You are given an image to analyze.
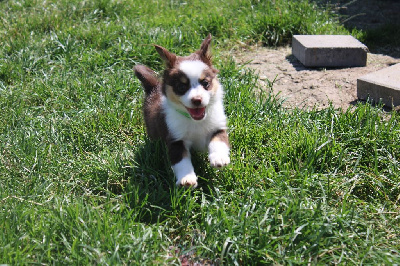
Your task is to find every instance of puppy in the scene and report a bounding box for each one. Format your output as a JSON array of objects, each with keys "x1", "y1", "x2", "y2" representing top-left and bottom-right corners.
[{"x1": 134, "y1": 34, "x2": 230, "y2": 188}]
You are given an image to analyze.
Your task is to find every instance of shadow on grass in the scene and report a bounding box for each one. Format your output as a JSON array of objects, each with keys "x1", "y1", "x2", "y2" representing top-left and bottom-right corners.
[
  {"x1": 361, "y1": 24, "x2": 400, "y2": 58},
  {"x1": 313, "y1": 0, "x2": 400, "y2": 58},
  {"x1": 123, "y1": 139, "x2": 216, "y2": 224}
]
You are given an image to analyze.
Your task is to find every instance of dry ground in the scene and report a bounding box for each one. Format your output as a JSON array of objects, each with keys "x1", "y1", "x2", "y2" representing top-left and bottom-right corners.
[{"x1": 233, "y1": 46, "x2": 400, "y2": 110}]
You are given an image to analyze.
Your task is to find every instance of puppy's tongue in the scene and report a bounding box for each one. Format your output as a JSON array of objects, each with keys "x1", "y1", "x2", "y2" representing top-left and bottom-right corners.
[{"x1": 186, "y1": 107, "x2": 206, "y2": 120}]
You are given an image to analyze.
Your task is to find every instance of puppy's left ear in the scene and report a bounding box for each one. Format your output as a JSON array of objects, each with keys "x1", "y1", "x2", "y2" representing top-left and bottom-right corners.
[
  {"x1": 198, "y1": 34, "x2": 212, "y2": 65},
  {"x1": 154, "y1": 45, "x2": 177, "y2": 69}
]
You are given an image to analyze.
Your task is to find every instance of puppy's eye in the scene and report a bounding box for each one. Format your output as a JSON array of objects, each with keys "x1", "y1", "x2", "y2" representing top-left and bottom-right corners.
[
  {"x1": 175, "y1": 82, "x2": 188, "y2": 94},
  {"x1": 200, "y1": 79, "x2": 210, "y2": 89}
]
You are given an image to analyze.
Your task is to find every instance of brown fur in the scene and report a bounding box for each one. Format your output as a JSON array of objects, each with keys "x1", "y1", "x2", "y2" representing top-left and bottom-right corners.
[
  {"x1": 211, "y1": 129, "x2": 230, "y2": 146},
  {"x1": 134, "y1": 66, "x2": 168, "y2": 140},
  {"x1": 167, "y1": 140, "x2": 188, "y2": 165}
]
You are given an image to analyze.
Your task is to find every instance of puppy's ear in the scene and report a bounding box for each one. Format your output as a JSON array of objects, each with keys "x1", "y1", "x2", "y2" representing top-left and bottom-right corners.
[
  {"x1": 198, "y1": 34, "x2": 212, "y2": 65},
  {"x1": 154, "y1": 45, "x2": 176, "y2": 68}
]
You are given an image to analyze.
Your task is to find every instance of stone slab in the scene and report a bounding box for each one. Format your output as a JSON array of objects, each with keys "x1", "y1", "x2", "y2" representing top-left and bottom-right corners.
[
  {"x1": 357, "y1": 63, "x2": 400, "y2": 107},
  {"x1": 292, "y1": 35, "x2": 368, "y2": 67}
]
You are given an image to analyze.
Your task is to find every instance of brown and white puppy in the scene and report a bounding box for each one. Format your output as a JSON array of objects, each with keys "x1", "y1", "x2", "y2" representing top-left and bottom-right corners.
[{"x1": 134, "y1": 34, "x2": 229, "y2": 188}]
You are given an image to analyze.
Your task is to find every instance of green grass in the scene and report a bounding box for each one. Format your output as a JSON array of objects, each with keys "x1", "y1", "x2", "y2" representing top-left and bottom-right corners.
[
  {"x1": 361, "y1": 23, "x2": 400, "y2": 56},
  {"x1": 1, "y1": 0, "x2": 399, "y2": 264}
]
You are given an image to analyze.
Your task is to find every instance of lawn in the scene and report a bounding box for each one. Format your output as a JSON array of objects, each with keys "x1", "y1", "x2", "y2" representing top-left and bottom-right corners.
[{"x1": 0, "y1": 0, "x2": 399, "y2": 264}]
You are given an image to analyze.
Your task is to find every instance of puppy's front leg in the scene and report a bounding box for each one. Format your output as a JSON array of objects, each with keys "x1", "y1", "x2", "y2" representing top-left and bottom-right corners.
[
  {"x1": 209, "y1": 129, "x2": 230, "y2": 168},
  {"x1": 168, "y1": 140, "x2": 197, "y2": 188}
]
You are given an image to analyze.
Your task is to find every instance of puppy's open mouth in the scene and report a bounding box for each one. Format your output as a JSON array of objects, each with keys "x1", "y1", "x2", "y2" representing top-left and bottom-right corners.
[{"x1": 186, "y1": 107, "x2": 206, "y2": 120}]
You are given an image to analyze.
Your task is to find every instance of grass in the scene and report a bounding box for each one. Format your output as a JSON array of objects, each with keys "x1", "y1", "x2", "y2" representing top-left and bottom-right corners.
[
  {"x1": 1, "y1": 0, "x2": 399, "y2": 264},
  {"x1": 362, "y1": 23, "x2": 400, "y2": 56}
]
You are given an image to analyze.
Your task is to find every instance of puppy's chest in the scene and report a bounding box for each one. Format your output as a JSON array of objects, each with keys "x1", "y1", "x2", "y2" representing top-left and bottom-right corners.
[
  {"x1": 169, "y1": 119, "x2": 213, "y2": 150},
  {"x1": 184, "y1": 124, "x2": 211, "y2": 150}
]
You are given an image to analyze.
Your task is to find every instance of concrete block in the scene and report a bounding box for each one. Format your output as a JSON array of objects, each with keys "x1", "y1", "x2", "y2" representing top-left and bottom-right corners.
[
  {"x1": 292, "y1": 35, "x2": 368, "y2": 67},
  {"x1": 357, "y1": 63, "x2": 400, "y2": 107}
]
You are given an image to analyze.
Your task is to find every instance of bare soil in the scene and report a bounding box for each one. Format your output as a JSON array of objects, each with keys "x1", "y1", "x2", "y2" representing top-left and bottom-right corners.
[
  {"x1": 233, "y1": 46, "x2": 400, "y2": 110},
  {"x1": 233, "y1": 0, "x2": 400, "y2": 110}
]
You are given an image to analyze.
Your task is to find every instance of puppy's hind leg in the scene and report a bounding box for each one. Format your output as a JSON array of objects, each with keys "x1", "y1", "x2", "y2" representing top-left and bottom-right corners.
[
  {"x1": 209, "y1": 129, "x2": 230, "y2": 168},
  {"x1": 168, "y1": 140, "x2": 198, "y2": 188}
]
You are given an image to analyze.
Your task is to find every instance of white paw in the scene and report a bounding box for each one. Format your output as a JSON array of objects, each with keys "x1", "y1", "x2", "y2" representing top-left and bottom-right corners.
[
  {"x1": 176, "y1": 173, "x2": 198, "y2": 188},
  {"x1": 209, "y1": 152, "x2": 230, "y2": 168}
]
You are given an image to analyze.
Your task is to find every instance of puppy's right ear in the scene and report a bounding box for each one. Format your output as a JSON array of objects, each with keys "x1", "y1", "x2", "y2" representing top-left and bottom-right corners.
[{"x1": 154, "y1": 45, "x2": 176, "y2": 68}]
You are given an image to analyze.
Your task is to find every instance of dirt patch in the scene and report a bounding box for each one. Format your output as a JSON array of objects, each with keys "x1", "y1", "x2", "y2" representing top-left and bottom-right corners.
[{"x1": 233, "y1": 46, "x2": 400, "y2": 110}]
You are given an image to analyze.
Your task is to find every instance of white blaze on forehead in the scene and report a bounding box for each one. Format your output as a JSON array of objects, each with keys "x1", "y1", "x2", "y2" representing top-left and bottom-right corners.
[{"x1": 178, "y1": 60, "x2": 208, "y2": 82}]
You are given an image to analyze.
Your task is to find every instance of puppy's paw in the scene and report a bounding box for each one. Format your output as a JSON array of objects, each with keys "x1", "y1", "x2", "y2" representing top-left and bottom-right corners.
[
  {"x1": 209, "y1": 152, "x2": 230, "y2": 168},
  {"x1": 176, "y1": 173, "x2": 198, "y2": 188}
]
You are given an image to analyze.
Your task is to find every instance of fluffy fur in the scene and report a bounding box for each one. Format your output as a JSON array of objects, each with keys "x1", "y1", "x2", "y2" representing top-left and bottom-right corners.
[{"x1": 134, "y1": 34, "x2": 230, "y2": 188}]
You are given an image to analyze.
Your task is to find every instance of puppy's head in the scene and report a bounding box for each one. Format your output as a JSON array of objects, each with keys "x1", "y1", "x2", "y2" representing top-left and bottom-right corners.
[{"x1": 155, "y1": 34, "x2": 221, "y2": 121}]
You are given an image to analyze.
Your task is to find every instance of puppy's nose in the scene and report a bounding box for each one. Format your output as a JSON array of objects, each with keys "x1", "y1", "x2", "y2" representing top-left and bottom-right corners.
[{"x1": 191, "y1": 97, "x2": 202, "y2": 106}]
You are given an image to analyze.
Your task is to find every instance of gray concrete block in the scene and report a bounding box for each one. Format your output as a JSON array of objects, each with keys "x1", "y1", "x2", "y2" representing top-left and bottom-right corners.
[
  {"x1": 357, "y1": 63, "x2": 400, "y2": 107},
  {"x1": 292, "y1": 35, "x2": 368, "y2": 67}
]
